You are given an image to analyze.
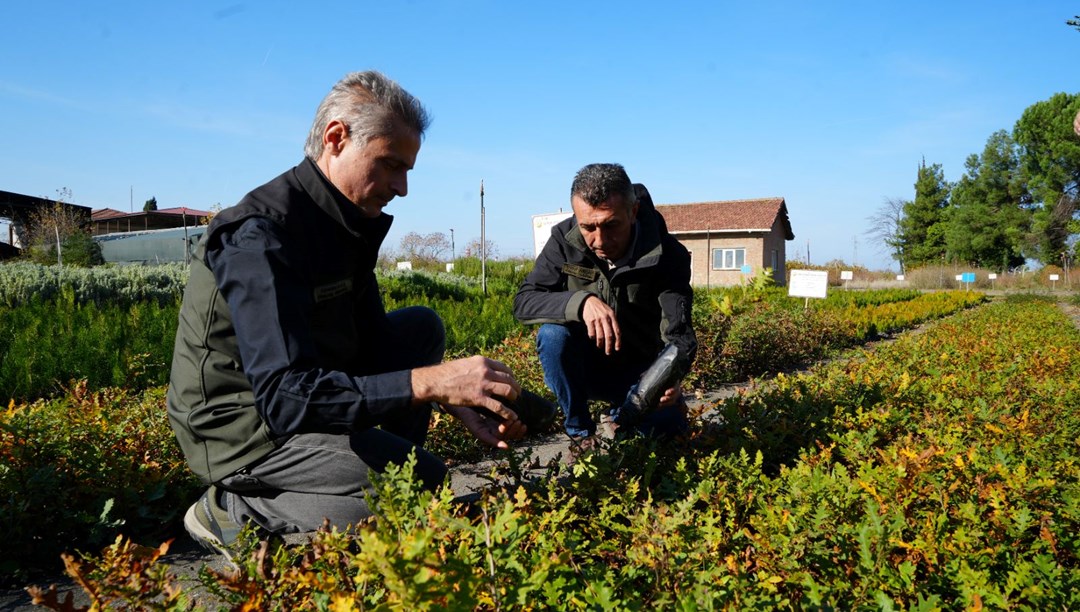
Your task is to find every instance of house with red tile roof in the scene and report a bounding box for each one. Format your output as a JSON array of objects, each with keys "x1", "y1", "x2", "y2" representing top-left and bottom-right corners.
[{"x1": 655, "y1": 197, "x2": 794, "y2": 287}]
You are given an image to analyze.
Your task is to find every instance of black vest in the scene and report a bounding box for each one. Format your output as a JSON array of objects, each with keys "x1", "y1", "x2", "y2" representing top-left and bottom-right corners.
[{"x1": 166, "y1": 159, "x2": 391, "y2": 482}]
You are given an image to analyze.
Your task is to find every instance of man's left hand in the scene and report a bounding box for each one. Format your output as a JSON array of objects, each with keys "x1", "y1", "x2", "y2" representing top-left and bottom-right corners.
[{"x1": 658, "y1": 385, "x2": 683, "y2": 408}]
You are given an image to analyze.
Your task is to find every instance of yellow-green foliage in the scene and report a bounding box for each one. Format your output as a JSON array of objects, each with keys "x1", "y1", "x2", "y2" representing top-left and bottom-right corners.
[
  {"x1": 36, "y1": 297, "x2": 1080, "y2": 609},
  {"x1": 1, "y1": 384, "x2": 200, "y2": 586}
]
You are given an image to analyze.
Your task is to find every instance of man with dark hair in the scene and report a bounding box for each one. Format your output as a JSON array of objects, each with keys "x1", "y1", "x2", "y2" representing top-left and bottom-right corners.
[
  {"x1": 168, "y1": 71, "x2": 528, "y2": 563},
  {"x1": 513, "y1": 163, "x2": 697, "y2": 452}
]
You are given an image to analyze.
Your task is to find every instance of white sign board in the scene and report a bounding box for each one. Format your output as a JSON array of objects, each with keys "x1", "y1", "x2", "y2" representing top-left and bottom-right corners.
[
  {"x1": 1050, "y1": 274, "x2": 1060, "y2": 281},
  {"x1": 396, "y1": 261, "x2": 412, "y2": 271},
  {"x1": 445, "y1": 263, "x2": 455, "y2": 272},
  {"x1": 840, "y1": 270, "x2": 854, "y2": 280},
  {"x1": 532, "y1": 211, "x2": 574, "y2": 258},
  {"x1": 896, "y1": 274, "x2": 905, "y2": 281},
  {"x1": 788, "y1": 269, "x2": 829, "y2": 299},
  {"x1": 988, "y1": 273, "x2": 997, "y2": 280},
  {"x1": 955, "y1": 275, "x2": 963, "y2": 281}
]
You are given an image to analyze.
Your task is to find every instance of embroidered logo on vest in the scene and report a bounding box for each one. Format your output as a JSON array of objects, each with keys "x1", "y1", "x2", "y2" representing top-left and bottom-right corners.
[
  {"x1": 314, "y1": 279, "x2": 353, "y2": 302},
  {"x1": 561, "y1": 263, "x2": 599, "y2": 282}
]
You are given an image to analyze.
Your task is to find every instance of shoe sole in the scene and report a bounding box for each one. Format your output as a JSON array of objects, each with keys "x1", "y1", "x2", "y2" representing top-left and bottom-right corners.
[{"x1": 183, "y1": 502, "x2": 237, "y2": 568}]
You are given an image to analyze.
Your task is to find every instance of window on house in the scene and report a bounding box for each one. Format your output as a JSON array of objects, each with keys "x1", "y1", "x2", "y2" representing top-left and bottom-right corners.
[{"x1": 711, "y1": 247, "x2": 745, "y2": 270}]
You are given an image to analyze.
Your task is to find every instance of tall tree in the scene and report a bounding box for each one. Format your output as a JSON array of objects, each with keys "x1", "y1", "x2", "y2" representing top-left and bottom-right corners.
[
  {"x1": 945, "y1": 130, "x2": 1031, "y2": 270},
  {"x1": 899, "y1": 160, "x2": 950, "y2": 266},
  {"x1": 20, "y1": 187, "x2": 101, "y2": 266},
  {"x1": 464, "y1": 238, "x2": 499, "y2": 260},
  {"x1": 397, "y1": 231, "x2": 450, "y2": 264},
  {"x1": 143, "y1": 196, "x2": 158, "y2": 212},
  {"x1": 865, "y1": 196, "x2": 908, "y2": 272},
  {"x1": 1013, "y1": 92, "x2": 1080, "y2": 264}
]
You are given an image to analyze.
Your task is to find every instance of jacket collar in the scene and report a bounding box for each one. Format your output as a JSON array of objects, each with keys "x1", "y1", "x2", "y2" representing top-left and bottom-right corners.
[{"x1": 297, "y1": 157, "x2": 394, "y2": 249}]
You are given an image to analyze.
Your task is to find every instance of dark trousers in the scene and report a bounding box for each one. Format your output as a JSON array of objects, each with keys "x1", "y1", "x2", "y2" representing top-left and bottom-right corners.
[
  {"x1": 536, "y1": 323, "x2": 687, "y2": 438},
  {"x1": 221, "y1": 306, "x2": 448, "y2": 534}
]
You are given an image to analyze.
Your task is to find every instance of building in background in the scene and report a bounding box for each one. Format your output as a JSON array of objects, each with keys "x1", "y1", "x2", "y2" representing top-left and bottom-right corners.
[
  {"x1": 656, "y1": 197, "x2": 794, "y2": 287},
  {"x1": 0, "y1": 189, "x2": 93, "y2": 257},
  {"x1": 91, "y1": 206, "x2": 210, "y2": 235}
]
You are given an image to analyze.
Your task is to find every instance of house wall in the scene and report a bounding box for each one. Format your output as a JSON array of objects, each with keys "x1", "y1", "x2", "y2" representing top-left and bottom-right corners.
[{"x1": 672, "y1": 221, "x2": 788, "y2": 287}]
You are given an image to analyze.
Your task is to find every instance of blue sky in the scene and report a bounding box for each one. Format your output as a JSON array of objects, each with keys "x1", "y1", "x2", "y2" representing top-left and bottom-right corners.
[{"x1": 2, "y1": 1, "x2": 1077, "y2": 271}]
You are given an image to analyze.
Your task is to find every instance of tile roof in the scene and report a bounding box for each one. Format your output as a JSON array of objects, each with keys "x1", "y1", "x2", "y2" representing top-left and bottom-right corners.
[
  {"x1": 157, "y1": 206, "x2": 211, "y2": 216},
  {"x1": 91, "y1": 206, "x2": 211, "y2": 220},
  {"x1": 91, "y1": 208, "x2": 128, "y2": 221},
  {"x1": 655, "y1": 197, "x2": 793, "y2": 240}
]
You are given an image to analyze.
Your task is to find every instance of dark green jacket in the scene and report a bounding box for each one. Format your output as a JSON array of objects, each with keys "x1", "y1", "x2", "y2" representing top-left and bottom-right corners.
[{"x1": 512, "y1": 202, "x2": 697, "y2": 367}]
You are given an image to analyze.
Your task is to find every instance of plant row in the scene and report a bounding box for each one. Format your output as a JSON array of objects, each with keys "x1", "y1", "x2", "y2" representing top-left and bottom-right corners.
[
  {"x1": 0, "y1": 262, "x2": 981, "y2": 402},
  {"x1": 31, "y1": 295, "x2": 1080, "y2": 609}
]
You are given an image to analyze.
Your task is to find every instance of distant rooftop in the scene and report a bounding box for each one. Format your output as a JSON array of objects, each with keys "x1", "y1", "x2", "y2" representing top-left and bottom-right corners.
[{"x1": 656, "y1": 197, "x2": 794, "y2": 240}]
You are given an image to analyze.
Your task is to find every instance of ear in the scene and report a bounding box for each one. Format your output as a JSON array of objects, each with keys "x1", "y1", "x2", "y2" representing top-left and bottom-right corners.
[
  {"x1": 323, "y1": 120, "x2": 349, "y2": 155},
  {"x1": 629, "y1": 202, "x2": 639, "y2": 222}
]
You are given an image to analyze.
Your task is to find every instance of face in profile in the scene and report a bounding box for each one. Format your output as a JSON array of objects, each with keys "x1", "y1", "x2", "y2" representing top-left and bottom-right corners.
[
  {"x1": 571, "y1": 194, "x2": 638, "y2": 262},
  {"x1": 321, "y1": 120, "x2": 420, "y2": 218}
]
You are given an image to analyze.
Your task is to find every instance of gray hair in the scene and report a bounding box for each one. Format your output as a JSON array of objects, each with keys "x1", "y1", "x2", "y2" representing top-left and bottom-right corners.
[
  {"x1": 303, "y1": 70, "x2": 431, "y2": 159},
  {"x1": 570, "y1": 163, "x2": 637, "y2": 209}
]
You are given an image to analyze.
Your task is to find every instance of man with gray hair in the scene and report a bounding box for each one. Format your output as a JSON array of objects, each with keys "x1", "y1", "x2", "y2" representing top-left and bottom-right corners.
[
  {"x1": 168, "y1": 71, "x2": 528, "y2": 563},
  {"x1": 513, "y1": 163, "x2": 697, "y2": 455}
]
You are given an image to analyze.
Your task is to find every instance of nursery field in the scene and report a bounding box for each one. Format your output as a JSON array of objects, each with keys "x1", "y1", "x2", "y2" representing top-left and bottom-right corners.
[{"x1": 5, "y1": 263, "x2": 1076, "y2": 608}]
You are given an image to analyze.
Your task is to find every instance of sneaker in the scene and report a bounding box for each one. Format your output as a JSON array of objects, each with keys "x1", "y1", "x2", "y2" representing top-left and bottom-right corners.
[
  {"x1": 598, "y1": 413, "x2": 620, "y2": 440},
  {"x1": 184, "y1": 485, "x2": 242, "y2": 566},
  {"x1": 566, "y1": 434, "x2": 603, "y2": 464}
]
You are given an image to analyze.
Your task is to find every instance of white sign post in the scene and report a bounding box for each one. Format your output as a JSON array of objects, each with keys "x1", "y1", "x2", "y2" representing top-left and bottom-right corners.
[
  {"x1": 531, "y1": 212, "x2": 574, "y2": 258},
  {"x1": 788, "y1": 269, "x2": 829, "y2": 310},
  {"x1": 1050, "y1": 273, "x2": 1060, "y2": 291},
  {"x1": 840, "y1": 269, "x2": 853, "y2": 289}
]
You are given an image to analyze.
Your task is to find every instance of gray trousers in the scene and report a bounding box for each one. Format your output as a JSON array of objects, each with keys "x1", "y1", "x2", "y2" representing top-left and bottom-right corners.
[{"x1": 220, "y1": 306, "x2": 449, "y2": 535}]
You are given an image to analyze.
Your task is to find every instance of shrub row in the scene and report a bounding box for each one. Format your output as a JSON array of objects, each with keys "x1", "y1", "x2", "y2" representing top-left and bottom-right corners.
[
  {"x1": 0, "y1": 262, "x2": 188, "y2": 308},
  {"x1": 32, "y1": 296, "x2": 1079, "y2": 608}
]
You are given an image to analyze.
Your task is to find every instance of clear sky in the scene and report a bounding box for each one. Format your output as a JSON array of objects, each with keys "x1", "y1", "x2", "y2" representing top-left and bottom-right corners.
[{"x1": 2, "y1": 1, "x2": 1077, "y2": 271}]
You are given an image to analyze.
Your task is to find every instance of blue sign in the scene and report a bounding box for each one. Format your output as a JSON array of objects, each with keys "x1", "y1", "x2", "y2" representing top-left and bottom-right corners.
[
  {"x1": 740, "y1": 265, "x2": 752, "y2": 274},
  {"x1": 961, "y1": 272, "x2": 976, "y2": 283}
]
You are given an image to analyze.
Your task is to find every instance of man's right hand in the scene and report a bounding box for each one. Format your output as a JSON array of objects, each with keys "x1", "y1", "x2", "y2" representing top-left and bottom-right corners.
[
  {"x1": 442, "y1": 403, "x2": 525, "y2": 449},
  {"x1": 411, "y1": 355, "x2": 522, "y2": 422},
  {"x1": 581, "y1": 295, "x2": 621, "y2": 355}
]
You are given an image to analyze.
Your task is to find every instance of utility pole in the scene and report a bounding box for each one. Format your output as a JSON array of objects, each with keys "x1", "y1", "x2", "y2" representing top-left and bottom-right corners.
[
  {"x1": 450, "y1": 228, "x2": 455, "y2": 264},
  {"x1": 480, "y1": 180, "x2": 487, "y2": 295}
]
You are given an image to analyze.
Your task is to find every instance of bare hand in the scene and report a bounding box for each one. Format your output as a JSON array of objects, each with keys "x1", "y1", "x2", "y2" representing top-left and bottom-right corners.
[
  {"x1": 581, "y1": 295, "x2": 621, "y2": 354},
  {"x1": 412, "y1": 356, "x2": 522, "y2": 421},
  {"x1": 658, "y1": 385, "x2": 682, "y2": 408},
  {"x1": 443, "y1": 404, "x2": 526, "y2": 449}
]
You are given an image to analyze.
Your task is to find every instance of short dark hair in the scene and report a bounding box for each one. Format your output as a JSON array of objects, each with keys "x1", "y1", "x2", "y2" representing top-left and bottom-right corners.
[
  {"x1": 304, "y1": 70, "x2": 431, "y2": 159},
  {"x1": 570, "y1": 163, "x2": 637, "y2": 209}
]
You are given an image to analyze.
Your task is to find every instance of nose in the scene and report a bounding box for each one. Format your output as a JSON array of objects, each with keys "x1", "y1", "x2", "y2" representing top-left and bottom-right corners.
[
  {"x1": 590, "y1": 230, "x2": 609, "y2": 252},
  {"x1": 390, "y1": 171, "x2": 408, "y2": 198}
]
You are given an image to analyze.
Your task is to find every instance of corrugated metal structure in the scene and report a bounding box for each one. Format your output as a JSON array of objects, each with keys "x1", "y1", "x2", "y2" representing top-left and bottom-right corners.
[{"x1": 93, "y1": 226, "x2": 206, "y2": 265}]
